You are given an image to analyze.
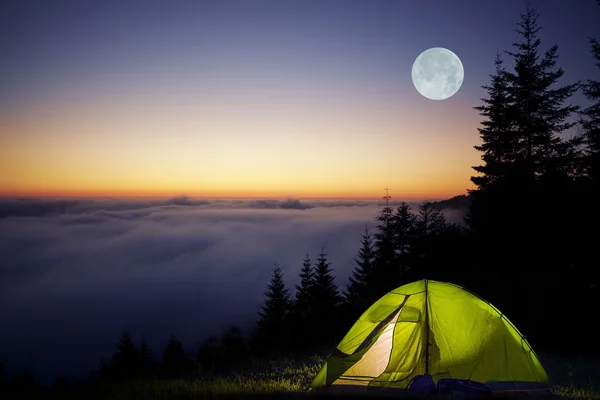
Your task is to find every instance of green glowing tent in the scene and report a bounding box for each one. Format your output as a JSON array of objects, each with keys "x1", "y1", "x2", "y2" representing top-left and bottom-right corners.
[{"x1": 310, "y1": 279, "x2": 549, "y2": 394}]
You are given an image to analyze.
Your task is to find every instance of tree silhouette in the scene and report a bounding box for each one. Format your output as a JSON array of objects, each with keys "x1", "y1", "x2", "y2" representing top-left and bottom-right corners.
[
  {"x1": 344, "y1": 226, "x2": 375, "y2": 316},
  {"x1": 372, "y1": 191, "x2": 399, "y2": 294},
  {"x1": 407, "y1": 202, "x2": 448, "y2": 279},
  {"x1": 220, "y1": 325, "x2": 249, "y2": 364},
  {"x1": 391, "y1": 202, "x2": 416, "y2": 278},
  {"x1": 139, "y1": 336, "x2": 155, "y2": 379},
  {"x1": 503, "y1": 5, "x2": 580, "y2": 180},
  {"x1": 52, "y1": 376, "x2": 70, "y2": 392},
  {"x1": 290, "y1": 253, "x2": 316, "y2": 348},
  {"x1": 196, "y1": 335, "x2": 223, "y2": 373},
  {"x1": 256, "y1": 263, "x2": 291, "y2": 353},
  {"x1": 465, "y1": 51, "x2": 527, "y2": 302},
  {"x1": 415, "y1": 202, "x2": 445, "y2": 237},
  {"x1": 465, "y1": 4, "x2": 582, "y2": 351},
  {"x1": 569, "y1": 0, "x2": 600, "y2": 351},
  {"x1": 294, "y1": 253, "x2": 314, "y2": 320},
  {"x1": 471, "y1": 53, "x2": 518, "y2": 190},
  {"x1": 161, "y1": 335, "x2": 197, "y2": 379},
  {"x1": 110, "y1": 331, "x2": 140, "y2": 380},
  {"x1": 581, "y1": 30, "x2": 600, "y2": 182},
  {"x1": 503, "y1": 5, "x2": 580, "y2": 333},
  {"x1": 6, "y1": 368, "x2": 38, "y2": 392},
  {"x1": 312, "y1": 247, "x2": 342, "y2": 343}
]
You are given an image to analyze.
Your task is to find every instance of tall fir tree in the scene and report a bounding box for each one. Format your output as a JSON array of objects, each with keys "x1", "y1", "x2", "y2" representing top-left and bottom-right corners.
[
  {"x1": 161, "y1": 335, "x2": 196, "y2": 379},
  {"x1": 504, "y1": 4, "x2": 579, "y2": 294},
  {"x1": 220, "y1": 325, "x2": 249, "y2": 364},
  {"x1": 569, "y1": 0, "x2": 600, "y2": 352},
  {"x1": 294, "y1": 253, "x2": 314, "y2": 320},
  {"x1": 290, "y1": 253, "x2": 315, "y2": 348},
  {"x1": 503, "y1": 5, "x2": 579, "y2": 180},
  {"x1": 410, "y1": 202, "x2": 448, "y2": 279},
  {"x1": 391, "y1": 202, "x2": 416, "y2": 276},
  {"x1": 471, "y1": 53, "x2": 519, "y2": 190},
  {"x1": 372, "y1": 189, "x2": 399, "y2": 295},
  {"x1": 256, "y1": 263, "x2": 290, "y2": 352},
  {"x1": 465, "y1": 47, "x2": 528, "y2": 296},
  {"x1": 581, "y1": 30, "x2": 600, "y2": 182},
  {"x1": 344, "y1": 226, "x2": 375, "y2": 315},
  {"x1": 312, "y1": 247, "x2": 342, "y2": 343},
  {"x1": 110, "y1": 331, "x2": 140, "y2": 380},
  {"x1": 415, "y1": 202, "x2": 446, "y2": 237},
  {"x1": 196, "y1": 335, "x2": 223, "y2": 373},
  {"x1": 139, "y1": 336, "x2": 155, "y2": 379},
  {"x1": 465, "y1": 4, "x2": 580, "y2": 351}
]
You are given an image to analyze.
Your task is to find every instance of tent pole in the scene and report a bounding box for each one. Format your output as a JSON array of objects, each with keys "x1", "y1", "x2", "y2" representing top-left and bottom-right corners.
[{"x1": 424, "y1": 278, "x2": 430, "y2": 375}]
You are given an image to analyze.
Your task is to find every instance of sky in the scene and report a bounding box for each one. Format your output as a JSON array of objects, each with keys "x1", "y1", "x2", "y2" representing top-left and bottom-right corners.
[
  {"x1": 0, "y1": 196, "x2": 466, "y2": 383},
  {"x1": 1, "y1": 0, "x2": 598, "y2": 199}
]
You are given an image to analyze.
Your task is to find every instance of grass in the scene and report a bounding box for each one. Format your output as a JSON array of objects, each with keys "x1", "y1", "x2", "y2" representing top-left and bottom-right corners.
[
  {"x1": 3, "y1": 354, "x2": 598, "y2": 399},
  {"x1": 553, "y1": 384, "x2": 599, "y2": 400},
  {"x1": 542, "y1": 353, "x2": 599, "y2": 400}
]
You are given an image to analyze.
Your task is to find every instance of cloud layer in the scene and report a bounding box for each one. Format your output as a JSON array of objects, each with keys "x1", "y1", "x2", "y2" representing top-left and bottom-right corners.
[{"x1": 0, "y1": 196, "x2": 465, "y2": 383}]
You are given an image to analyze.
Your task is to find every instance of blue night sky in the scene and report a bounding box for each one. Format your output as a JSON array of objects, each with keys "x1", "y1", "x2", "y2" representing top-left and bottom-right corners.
[{"x1": 2, "y1": 0, "x2": 598, "y2": 106}]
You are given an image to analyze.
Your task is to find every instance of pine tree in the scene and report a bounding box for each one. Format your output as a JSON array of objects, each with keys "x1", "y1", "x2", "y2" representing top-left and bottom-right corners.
[
  {"x1": 111, "y1": 331, "x2": 140, "y2": 380},
  {"x1": 344, "y1": 226, "x2": 375, "y2": 314},
  {"x1": 415, "y1": 202, "x2": 446, "y2": 237},
  {"x1": 52, "y1": 376, "x2": 70, "y2": 392},
  {"x1": 139, "y1": 336, "x2": 155, "y2": 379},
  {"x1": 464, "y1": 5, "x2": 580, "y2": 347},
  {"x1": 196, "y1": 335, "x2": 223, "y2": 373},
  {"x1": 294, "y1": 253, "x2": 314, "y2": 320},
  {"x1": 465, "y1": 55, "x2": 516, "y2": 240},
  {"x1": 98, "y1": 357, "x2": 111, "y2": 381},
  {"x1": 220, "y1": 325, "x2": 249, "y2": 364},
  {"x1": 471, "y1": 53, "x2": 519, "y2": 190},
  {"x1": 161, "y1": 335, "x2": 196, "y2": 379},
  {"x1": 372, "y1": 190, "x2": 398, "y2": 294},
  {"x1": 503, "y1": 5, "x2": 579, "y2": 287},
  {"x1": 312, "y1": 247, "x2": 342, "y2": 342},
  {"x1": 405, "y1": 202, "x2": 448, "y2": 281},
  {"x1": 569, "y1": 0, "x2": 600, "y2": 350},
  {"x1": 581, "y1": 33, "x2": 600, "y2": 181},
  {"x1": 391, "y1": 202, "x2": 416, "y2": 278},
  {"x1": 256, "y1": 263, "x2": 290, "y2": 351},
  {"x1": 503, "y1": 5, "x2": 579, "y2": 180},
  {"x1": 410, "y1": 201, "x2": 448, "y2": 279}
]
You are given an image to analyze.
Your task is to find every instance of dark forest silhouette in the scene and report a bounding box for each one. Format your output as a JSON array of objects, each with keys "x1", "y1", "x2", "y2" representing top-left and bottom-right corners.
[{"x1": 2, "y1": 2, "x2": 599, "y2": 396}]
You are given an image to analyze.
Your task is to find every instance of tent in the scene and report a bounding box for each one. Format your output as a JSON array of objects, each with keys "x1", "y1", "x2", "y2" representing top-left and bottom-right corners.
[{"x1": 310, "y1": 279, "x2": 549, "y2": 395}]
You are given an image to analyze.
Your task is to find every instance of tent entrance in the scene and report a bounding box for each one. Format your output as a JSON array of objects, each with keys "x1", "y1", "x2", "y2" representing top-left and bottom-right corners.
[{"x1": 332, "y1": 308, "x2": 403, "y2": 386}]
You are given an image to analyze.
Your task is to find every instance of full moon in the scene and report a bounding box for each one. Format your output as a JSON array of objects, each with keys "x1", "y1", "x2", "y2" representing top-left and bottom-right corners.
[{"x1": 411, "y1": 47, "x2": 464, "y2": 100}]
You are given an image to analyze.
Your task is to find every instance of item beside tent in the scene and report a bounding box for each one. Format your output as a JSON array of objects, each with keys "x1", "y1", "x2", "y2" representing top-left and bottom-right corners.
[{"x1": 406, "y1": 374, "x2": 436, "y2": 395}]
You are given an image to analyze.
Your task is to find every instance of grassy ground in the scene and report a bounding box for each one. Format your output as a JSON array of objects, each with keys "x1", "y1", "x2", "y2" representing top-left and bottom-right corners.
[
  {"x1": 3, "y1": 354, "x2": 597, "y2": 399},
  {"x1": 540, "y1": 353, "x2": 599, "y2": 400}
]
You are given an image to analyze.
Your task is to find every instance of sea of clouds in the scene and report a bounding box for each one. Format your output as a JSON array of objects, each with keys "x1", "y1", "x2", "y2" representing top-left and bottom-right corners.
[{"x1": 0, "y1": 196, "x2": 465, "y2": 383}]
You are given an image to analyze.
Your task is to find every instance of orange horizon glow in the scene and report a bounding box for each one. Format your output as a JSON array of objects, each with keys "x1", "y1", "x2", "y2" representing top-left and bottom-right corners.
[
  {"x1": 0, "y1": 91, "x2": 481, "y2": 202},
  {"x1": 0, "y1": 189, "x2": 469, "y2": 201}
]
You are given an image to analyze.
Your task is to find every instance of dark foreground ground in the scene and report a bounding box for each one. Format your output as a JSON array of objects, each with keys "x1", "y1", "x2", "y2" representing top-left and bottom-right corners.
[{"x1": 2, "y1": 353, "x2": 597, "y2": 400}]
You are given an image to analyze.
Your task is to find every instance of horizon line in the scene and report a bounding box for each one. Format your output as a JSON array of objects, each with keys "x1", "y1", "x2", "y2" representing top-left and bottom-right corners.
[{"x1": 0, "y1": 192, "x2": 468, "y2": 201}]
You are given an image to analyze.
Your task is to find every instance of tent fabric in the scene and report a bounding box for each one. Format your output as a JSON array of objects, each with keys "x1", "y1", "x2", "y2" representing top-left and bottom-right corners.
[{"x1": 310, "y1": 280, "x2": 549, "y2": 392}]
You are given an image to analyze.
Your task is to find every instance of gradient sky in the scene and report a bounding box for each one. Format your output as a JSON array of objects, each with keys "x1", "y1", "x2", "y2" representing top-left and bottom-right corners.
[{"x1": 1, "y1": 0, "x2": 599, "y2": 199}]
